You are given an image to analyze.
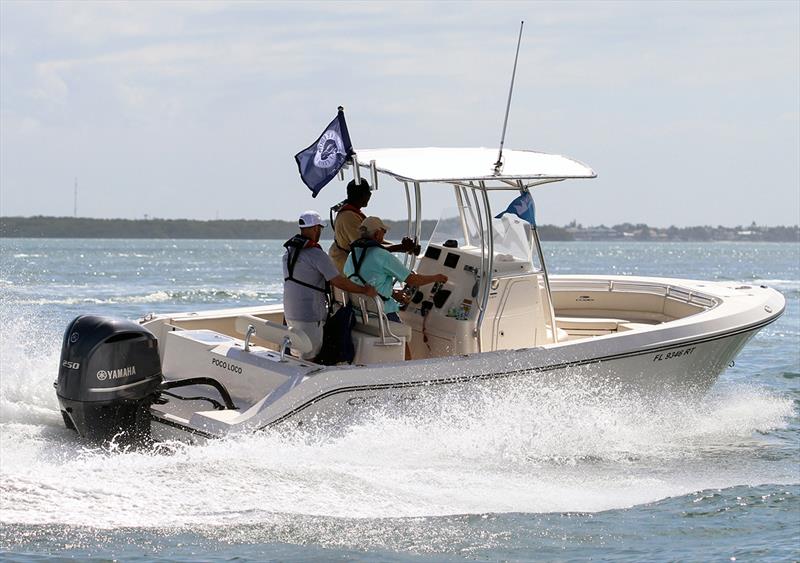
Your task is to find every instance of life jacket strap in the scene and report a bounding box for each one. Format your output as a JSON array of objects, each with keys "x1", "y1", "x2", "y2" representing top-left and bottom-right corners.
[
  {"x1": 348, "y1": 239, "x2": 390, "y2": 301},
  {"x1": 283, "y1": 235, "x2": 329, "y2": 295}
]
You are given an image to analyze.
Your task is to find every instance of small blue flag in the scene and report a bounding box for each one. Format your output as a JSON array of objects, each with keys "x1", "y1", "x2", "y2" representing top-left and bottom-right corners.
[
  {"x1": 496, "y1": 192, "x2": 536, "y2": 226},
  {"x1": 294, "y1": 108, "x2": 353, "y2": 198}
]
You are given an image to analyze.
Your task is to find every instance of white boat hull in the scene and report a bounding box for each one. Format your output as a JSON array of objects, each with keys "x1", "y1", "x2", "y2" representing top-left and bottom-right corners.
[{"x1": 143, "y1": 275, "x2": 783, "y2": 442}]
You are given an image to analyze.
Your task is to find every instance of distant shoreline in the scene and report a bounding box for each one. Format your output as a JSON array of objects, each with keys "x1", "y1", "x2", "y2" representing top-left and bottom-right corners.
[{"x1": 1, "y1": 216, "x2": 798, "y2": 242}]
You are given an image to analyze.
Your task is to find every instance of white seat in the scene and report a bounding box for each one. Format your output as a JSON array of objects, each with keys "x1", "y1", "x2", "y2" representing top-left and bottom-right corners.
[
  {"x1": 335, "y1": 293, "x2": 408, "y2": 364},
  {"x1": 555, "y1": 316, "x2": 625, "y2": 331},
  {"x1": 339, "y1": 293, "x2": 411, "y2": 342},
  {"x1": 354, "y1": 315, "x2": 412, "y2": 340}
]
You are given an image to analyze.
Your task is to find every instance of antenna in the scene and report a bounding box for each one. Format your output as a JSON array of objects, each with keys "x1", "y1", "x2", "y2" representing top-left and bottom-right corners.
[
  {"x1": 73, "y1": 177, "x2": 77, "y2": 217},
  {"x1": 494, "y1": 20, "x2": 524, "y2": 175}
]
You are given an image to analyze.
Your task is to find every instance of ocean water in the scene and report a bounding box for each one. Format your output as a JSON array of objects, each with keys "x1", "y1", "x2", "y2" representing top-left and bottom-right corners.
[{"x1": 0, "y1": 239, "x2": 798, "y2": 562}]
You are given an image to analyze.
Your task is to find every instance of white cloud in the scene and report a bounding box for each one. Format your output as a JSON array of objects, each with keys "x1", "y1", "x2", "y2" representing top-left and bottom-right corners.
[{"x1": 31, "y1": 61, "x2": 70, "y2": 104}]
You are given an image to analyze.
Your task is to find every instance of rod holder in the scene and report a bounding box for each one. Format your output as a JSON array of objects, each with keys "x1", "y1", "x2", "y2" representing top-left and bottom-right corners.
[
  {"x1": 244, "y1": 324, "x2": 256, "y2": 352},
  {"x1": 370, "y1": 160, "x2": 378, "y2": 191},
  {"x1": 352, "y1": 155, "x2": 361, "y2": 183},
  {"x1": 280, "y1": 336, "x2": 291, "y2": 362}
]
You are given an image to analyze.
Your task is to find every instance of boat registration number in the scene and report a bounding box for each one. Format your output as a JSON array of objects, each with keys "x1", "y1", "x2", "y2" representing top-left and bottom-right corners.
[{"x1": 652, "y1": 346, "x2": 695, "y2": 362}]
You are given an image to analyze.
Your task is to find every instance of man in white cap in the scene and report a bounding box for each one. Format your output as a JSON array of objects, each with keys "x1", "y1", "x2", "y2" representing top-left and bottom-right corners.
[
  {"x1": 344, "y1": 216, "x2": 447, "y2": 324},
  {"x1": 283, "y1": 210, "x2": 377, "y2": 360}
]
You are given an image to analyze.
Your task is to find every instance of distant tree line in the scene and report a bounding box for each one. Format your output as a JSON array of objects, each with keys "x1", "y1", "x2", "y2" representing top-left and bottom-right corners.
[
  {"x1": 0, "y1": 216, "x2": 571, "y2": 241},
  {"x1": 569, "y1": 221, "x2": 800, "y2": 242},
  {"x1": 1, "y1": 216, "x2": 796, "y2": 242}
]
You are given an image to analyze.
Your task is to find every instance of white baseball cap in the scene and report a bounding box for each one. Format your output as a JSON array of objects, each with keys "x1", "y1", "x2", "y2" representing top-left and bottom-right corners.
[{"x1": 298, "y1": 210, "x2": 326, "y2": 228}]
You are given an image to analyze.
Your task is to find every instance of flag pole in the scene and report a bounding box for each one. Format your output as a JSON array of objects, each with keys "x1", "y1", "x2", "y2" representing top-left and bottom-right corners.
[
  {"x1": 338, "y1": 105, "x2": 347, "y2": 181},
  {"x1": 494, "y1": 21, "x2": 524, "y2": 175},
  {"x1": 339, "y1": 105, "x2": 361, "y2": 183}
]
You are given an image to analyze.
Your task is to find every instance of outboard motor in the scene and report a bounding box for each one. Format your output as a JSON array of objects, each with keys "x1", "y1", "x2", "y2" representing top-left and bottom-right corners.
[{"x1": 55, "y1": 315, "x2": 163, "y2": 444}]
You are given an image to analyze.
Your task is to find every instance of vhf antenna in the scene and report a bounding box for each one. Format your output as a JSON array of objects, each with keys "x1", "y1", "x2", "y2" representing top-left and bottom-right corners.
[{"x1": 494, "y1": 21, "x2": 524, "y2": 175}]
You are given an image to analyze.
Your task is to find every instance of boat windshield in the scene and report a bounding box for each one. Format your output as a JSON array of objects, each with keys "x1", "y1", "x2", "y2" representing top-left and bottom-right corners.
[
  {"x1": 427, "y1": 207, "x2": 539, "y2": 268},
  {"x1": 492, "y1": 214, "x2": 535, "y2": 264},
  {"x1": 428, "y1": 207, "x2": 481, "y2": 249}
]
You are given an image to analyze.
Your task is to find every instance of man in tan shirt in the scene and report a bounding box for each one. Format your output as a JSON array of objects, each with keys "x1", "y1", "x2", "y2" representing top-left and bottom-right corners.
[{"x1": 328, "y1": 179, "x2": 370, "y2": 272}]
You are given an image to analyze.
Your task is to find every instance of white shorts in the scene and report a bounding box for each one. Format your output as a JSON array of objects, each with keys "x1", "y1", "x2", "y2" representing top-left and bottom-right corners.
[{"x1": 284, "y1": 318, "x2": 324, "y2": 360}]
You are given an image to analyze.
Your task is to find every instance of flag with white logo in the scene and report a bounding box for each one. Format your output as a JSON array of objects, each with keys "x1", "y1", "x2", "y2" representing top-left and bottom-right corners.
[
  {"x1": 294, "y1": 107, "x2": 353, "y2": 197},
  {"x1": 495, "y1": 192, "x2": 536, "y2": 226}
]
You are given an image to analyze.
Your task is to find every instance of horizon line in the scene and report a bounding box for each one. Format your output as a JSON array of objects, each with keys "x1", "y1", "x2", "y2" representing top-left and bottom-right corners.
[{"x1": 1, "y1": 215, "x2": 798, "y2": 230}]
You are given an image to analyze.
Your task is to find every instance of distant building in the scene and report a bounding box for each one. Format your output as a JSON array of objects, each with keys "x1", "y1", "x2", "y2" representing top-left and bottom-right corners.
[{"x1": 567, "y1": 225, "x2": 622, "y2": 241}]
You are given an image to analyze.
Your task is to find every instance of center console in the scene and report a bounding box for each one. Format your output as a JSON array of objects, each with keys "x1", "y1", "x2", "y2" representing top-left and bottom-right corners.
[{"x1": 399, "y1": 241, "x2": 550, "y2": 359}]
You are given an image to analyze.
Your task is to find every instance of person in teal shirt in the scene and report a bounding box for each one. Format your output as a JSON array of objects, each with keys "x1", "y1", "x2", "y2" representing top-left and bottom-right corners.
[{"x1": 344, "y1": 216, "x2": 447, "y2": 321}]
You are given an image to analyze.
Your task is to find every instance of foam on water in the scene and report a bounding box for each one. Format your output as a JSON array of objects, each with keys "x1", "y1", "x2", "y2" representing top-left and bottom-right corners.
[
  {"x1": 0, "y1": 311, "x2": 795, "y2": 528},
  {"x1": 10, "y1": 286, "x2": 285, "y2": 307}
]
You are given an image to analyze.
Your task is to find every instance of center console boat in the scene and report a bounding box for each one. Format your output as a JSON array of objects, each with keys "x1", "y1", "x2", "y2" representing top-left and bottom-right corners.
[{"x1": 54, "y1": 147, "x2": 785, "y2": 443}]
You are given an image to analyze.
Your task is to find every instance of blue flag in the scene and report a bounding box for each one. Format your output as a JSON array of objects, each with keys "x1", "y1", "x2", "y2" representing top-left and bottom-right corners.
[
  {"x1": 294, "y1": 108, "x2": 353, "y2": 198},
  {"x1": 495, "y1": 192, "x2": 536, "y2": 226}
]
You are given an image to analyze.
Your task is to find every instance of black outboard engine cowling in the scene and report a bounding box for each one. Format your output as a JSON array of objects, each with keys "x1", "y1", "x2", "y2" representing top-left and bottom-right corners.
[{"x1": 56, "y1": 315, "x2": 163, "y2": 444}]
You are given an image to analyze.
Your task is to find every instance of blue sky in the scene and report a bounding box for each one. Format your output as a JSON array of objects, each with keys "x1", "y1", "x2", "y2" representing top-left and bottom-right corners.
[{"x1": 1, "y1": 1, "x2": 798, "y2": 227}]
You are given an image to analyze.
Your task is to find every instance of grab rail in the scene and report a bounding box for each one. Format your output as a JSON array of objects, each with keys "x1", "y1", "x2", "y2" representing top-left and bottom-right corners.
[
  {"x1": 550, "y1": 279, "x2": 719, "y2": 310},
  {"x1": 351, "y1": 295, "x2": 404, "y2": 346}
]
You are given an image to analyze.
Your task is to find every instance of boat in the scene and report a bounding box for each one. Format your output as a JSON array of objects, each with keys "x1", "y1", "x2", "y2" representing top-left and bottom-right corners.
[{"x1": 54, "y1": 147, "x2": 786, "y2": 443}]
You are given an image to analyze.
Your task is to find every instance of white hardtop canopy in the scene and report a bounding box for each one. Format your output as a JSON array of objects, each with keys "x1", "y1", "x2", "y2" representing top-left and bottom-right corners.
[
  {"x1": 348, "y1": 147, "x2": 586, "y2": 341},
  {"x1": 354, "y1": 147, "x2": 596, "y2": 189}
]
